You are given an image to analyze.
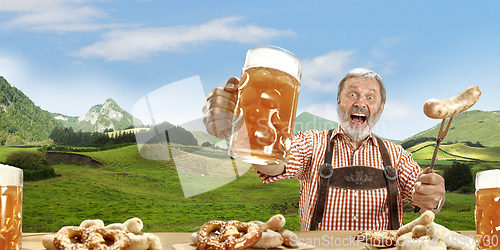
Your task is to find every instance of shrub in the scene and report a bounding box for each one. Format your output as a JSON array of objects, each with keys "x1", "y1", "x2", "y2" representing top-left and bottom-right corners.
[
  {"x1": 458, "y1": 185, "x2": 475, "y2": 194},
  {"x1": 443, "y1": 161, "x2": 473, "y2": 191},
  {"x1": 23, "y1": 165, "x2": 57, "y2": 181},
  {"x1": 4, "y1": 150, "x2": 47, "y2": 170},
  {"x1": 4, "y1": 150, "x2": 56, "y2": 181}
]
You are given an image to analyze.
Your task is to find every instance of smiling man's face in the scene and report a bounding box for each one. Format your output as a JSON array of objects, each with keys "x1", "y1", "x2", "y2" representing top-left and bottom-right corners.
[{"x1": 337, "y1": 76, "x2": 385, "y2": 142}]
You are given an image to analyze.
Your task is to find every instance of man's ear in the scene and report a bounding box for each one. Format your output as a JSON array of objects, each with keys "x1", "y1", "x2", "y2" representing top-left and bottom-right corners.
[
  {"x1": 337, "y1": 96, "x2": 340, "y2": 104},
  {"x1": 379, "y1": 102, "x2": 386, "y2": 113}
]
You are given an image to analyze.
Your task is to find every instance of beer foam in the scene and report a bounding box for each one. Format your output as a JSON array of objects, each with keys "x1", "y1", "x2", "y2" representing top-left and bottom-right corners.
[
  {"x1": 0, "y1": 164, "x2": 23, "y2": 186},
  {"x1": 476, "y1": 169, "x2": 500, "y2": 190},
  {"x1": 243, "y1": 45, "x2": 302, "y2": 81}
]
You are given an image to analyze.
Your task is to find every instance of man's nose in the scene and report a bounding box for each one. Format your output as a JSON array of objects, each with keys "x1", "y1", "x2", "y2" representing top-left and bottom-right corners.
[{"x1": 353, "y1": 98, "x2": 367, "y2": 109}]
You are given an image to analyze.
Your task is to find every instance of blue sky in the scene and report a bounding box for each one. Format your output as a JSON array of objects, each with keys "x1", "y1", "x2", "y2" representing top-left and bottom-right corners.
[{"x1": 1, "y1": 0, "x2": 499, "y2": 141}]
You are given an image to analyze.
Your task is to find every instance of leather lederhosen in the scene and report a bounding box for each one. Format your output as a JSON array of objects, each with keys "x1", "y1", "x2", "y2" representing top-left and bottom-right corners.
[{"x1": 309, "y1": 129, "x2": 399, "y2": 231}]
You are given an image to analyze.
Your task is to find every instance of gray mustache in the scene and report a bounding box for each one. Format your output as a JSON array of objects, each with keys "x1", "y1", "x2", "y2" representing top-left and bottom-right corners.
[{"x1": 348, "y1": 107, "x2": 370, "y2": 117}]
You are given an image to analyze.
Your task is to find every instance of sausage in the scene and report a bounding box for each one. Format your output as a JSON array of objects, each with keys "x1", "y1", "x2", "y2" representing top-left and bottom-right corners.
[
  {"x1": 423, "y1": 86, "x2": 481, "y2": 119},
  {"x1": 396, "y1": 211, "x2": 435, "y2": 237}
]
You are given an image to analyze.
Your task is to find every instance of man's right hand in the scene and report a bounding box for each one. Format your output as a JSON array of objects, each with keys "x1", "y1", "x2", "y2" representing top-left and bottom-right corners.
[{"x1": 202, "y1": 77, "x2": 240, "y2": 139}]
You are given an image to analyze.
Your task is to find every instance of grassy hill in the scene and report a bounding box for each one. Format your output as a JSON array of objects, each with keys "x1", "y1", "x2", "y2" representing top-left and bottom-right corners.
[
  {"x1": 403, "y1": 110, "x2": 500, "y2": 147},
  {"x1": 408, "y1": 141, "x2": 500, "y2": 162},
  {"x1": 191, "y1": 131, "x2": 229, "y2": 149},
  {"x1": 293, "y1": 111, "x2": 339, "y2": 134},
  {"x1": 1, "y1": 143, "x2": 492, "y2": 233},
  {"x1": 13, "y1": 145, "x2": 302, "y2": 232}
]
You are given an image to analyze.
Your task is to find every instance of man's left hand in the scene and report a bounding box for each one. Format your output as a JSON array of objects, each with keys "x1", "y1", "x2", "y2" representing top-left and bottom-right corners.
[{"x1": 412, "y1": 167, "x2": 446, "y2": 212}]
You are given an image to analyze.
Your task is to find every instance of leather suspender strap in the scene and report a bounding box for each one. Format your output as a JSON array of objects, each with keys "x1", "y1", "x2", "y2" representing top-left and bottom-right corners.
[
  {"x1": 308, "y1": 132, "x2": 400, "y2": 231},
  {"x1": 309, "y1": 129, "x2": 334, "y2": 231},
  {"x1": 376, "y1": 137, "x2": 400, "y2": 230}
]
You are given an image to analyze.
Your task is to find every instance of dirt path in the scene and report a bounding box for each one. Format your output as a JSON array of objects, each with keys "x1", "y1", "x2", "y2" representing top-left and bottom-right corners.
[{"x1": 45, "y1": 151, "x2": 106, "y2": 168}]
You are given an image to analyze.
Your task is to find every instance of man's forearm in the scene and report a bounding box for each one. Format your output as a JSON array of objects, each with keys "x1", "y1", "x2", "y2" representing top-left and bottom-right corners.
[{"x1": 253, "y1": 163, "x2": 285, "y2": 176}]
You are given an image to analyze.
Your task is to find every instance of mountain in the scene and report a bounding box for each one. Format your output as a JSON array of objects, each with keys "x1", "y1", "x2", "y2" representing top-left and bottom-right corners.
[
  {"x1": 52, "y1": 98, "x2": 144, "y2": 132},
  {"x1": 402, "y1": 110, "x2": 500, "y2": 147},
  {"x1": 0, "y1": 76, "x2": 63, "y2": 145},
  {"x1": 293, "y1": 112, "x2": 339, "y2": 134}
]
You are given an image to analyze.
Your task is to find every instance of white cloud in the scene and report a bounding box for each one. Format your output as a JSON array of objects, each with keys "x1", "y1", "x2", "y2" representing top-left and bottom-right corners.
[
  {"x1": 301, "y1": 50, "x2": 356, "y2": 93},
  {"x1": 299, "y1": 38, "x2": 400, "y2": 94},
  {"x1": 381, "y1": 100, "x2": 413, "y2": 120},
  {"x1": 370, "y1": 37, "x2": 400, "y2": 75},
  {"x1": 3, "y1": 2, "x2": 133, "y2": 32},
  {"x1": 73, "y1": 16, "x2": 297, "y2": 61}
]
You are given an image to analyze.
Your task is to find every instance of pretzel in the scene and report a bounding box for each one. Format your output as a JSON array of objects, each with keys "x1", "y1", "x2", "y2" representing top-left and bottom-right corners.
[
  {"x1": 195, "y1": 220, "x2": 262, "y2": 250},
  {"x1": 83, "y1": 226, "x2": 130, "y2": 250},
  {"x1": 225, "y1": 221, "x2": 262, "y2": 250},
  {"x1": 53, "y1": 226, "x2": 88, "y2": 250}
]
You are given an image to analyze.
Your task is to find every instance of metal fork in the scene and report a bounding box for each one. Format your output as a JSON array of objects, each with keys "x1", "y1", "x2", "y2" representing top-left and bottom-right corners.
[{"x1": 429, "y1": 117, "x2": 453, "y2": 173}]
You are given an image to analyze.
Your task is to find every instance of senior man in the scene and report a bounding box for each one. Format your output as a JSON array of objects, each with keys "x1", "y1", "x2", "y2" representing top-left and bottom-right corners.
[{"x1": 202, "y1": 68, "x2": 445, "y2": 231}]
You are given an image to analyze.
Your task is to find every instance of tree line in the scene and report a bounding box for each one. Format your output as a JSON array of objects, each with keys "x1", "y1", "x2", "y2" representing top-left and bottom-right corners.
[
  {"x1": 134, "y1": 121, "x2": 198, "y2": 146},
  {"x1": 49, "y1": 127, "x2": 136, "y2": 147},
  {"x1": 49, "y1": 121, "x2": 198, "y2": 147}
]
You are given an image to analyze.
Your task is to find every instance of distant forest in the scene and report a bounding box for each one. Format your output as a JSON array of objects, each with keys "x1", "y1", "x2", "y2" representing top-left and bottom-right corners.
[{"x1": 49, "y1": 121, "x2": 198, "y2": 147}]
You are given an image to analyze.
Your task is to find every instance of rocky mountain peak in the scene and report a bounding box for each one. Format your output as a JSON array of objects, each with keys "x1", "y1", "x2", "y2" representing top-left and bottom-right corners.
[{"x1": 53, "y1": 98, "x2": 143, "y2": 133}]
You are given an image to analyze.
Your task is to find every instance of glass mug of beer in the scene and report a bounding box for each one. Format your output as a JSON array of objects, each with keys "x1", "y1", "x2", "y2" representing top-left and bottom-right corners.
[
  {"x1": 0, "y1": 164, "x2": 23, "y2": 250},
  {"x1": 229, "y1": 45, "x2": 301, "y2": 165},
  {"x1": 475, "y1": 169, "x2": 500, "y2": 249}
]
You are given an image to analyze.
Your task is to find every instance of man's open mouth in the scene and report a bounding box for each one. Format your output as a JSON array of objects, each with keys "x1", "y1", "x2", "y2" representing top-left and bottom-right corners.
[{"x1": 350, "y1": 113, "x2": 368, "y2": 125}]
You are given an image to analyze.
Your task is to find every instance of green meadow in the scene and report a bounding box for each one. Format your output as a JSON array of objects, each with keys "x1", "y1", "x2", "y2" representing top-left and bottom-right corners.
[{"x1": 2, "y1": 141, "x2": 499, "y2": 233}]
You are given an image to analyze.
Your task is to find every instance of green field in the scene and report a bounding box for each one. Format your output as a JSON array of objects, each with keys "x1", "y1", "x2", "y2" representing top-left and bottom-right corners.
[{"x1": 2, "y1": 141, "x2": 497, "y2": 233}]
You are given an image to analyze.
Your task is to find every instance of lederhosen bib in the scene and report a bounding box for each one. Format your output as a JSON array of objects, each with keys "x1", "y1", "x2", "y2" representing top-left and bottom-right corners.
[{"x1": 309, "y1": 129, "x2": 400, "y2": 231}]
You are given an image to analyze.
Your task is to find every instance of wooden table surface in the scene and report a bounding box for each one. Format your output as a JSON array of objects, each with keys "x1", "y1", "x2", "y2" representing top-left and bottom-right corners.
[{"x1": 21, "y1": 231, "x2": 477, "y2": 250}]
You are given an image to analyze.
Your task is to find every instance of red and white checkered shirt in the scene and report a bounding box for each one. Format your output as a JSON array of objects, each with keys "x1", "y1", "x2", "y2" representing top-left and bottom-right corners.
[{"x1": 258, "y1": 126, "x2": 422, "y2": 231}]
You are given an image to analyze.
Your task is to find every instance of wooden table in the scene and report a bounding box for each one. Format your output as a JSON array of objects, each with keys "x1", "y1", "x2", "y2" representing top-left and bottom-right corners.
[{"x1": 21, "y1": 231, "x2": 477, "y2": 250}]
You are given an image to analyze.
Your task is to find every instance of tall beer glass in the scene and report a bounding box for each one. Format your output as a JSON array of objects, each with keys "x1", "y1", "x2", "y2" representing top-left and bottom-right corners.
[
  {"x1": 475, "y1": 169, "x2": 500, "y2": 249},
  {"x1": 229, "y1": 45, "x2": 301, "y2": 165},
  {"x1": 0, "y1": 164, "x2": 23, "y2": 250}
]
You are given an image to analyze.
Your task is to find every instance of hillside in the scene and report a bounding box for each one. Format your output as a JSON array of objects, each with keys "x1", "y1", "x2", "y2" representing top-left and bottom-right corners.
[
  {"x1": 293, "y1": 111, "x2": 339, "y2": 134},
  {"x1": 403, "y1": 110, "x2": 500, "y2": 147},
  {"x1": 191, "y1": 131, "x2": 229, "y2": 149},
  {"x1": 0, "y1": 76, "x2": 63, "y2": 145},
  {"x1": 10, "y1": 144, "x2": 479, "y2": 233},
  {"x1": 53, "y1": 98, "x2": 144, "y2": 132}
]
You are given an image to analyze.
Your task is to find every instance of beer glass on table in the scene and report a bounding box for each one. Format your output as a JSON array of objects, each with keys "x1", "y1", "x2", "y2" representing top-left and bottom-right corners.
[
  {"x1": 475, "y1": 169, "x2": 500, "y2": 249},
  {"x1": 0, "y1": 164, "x2": 23, "y2": 250},
  {"x1": 229, "y1": 45, "x2": 302, "y2": 166}
]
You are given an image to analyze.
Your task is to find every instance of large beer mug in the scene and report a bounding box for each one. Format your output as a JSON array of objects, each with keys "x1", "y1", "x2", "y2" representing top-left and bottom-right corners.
[
  {"x1": 0, "y1": 164, "x2": 23, "y2": 250},
  {"x1": 475, "y1": 169, "x2": 500, "y2": 249},
  {"x1": 229, "y1": 45, "x2": 301, "y2": 165}
]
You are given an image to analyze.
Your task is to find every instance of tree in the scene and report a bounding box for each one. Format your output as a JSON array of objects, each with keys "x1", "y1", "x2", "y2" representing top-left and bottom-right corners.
[{"x1": 443, "y1": 161, "x2": 473, "y2": 191}]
